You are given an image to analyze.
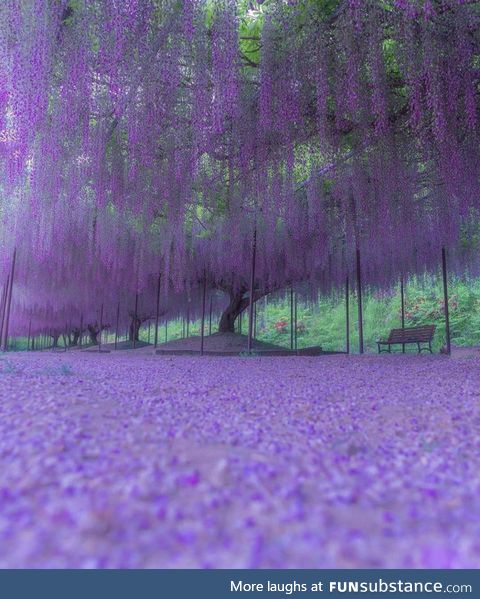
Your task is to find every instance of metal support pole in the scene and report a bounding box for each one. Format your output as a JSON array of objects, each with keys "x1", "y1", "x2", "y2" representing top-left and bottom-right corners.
[
  {"x1": 209, "y1": 295, "x2": 212, "y2": 336},
  {"x1": 442, "y1": 247, "x2": 451, "y2": 355},
  {"x1": 98, "y1": 303, "x2": 104, "y2": 351},
  {"x1": 2, "y1": 249, "x2": 17, "y2": 352},
  {"x1": 200, "y1": 273, "x2": 207, "y2": 355},
  {"x1": 0, "y1": 276, "x2": 9, "y2": 350},
  {"x1": 346, "y1": 276, "x2": 350, "y2": 354},
  {"x1": 290, "y1": 286, "x2": 294, "y2": 350},
  {"x1": 114, "y1": 303, "x2": 120, "y2": 350},
  {"x1": 356, "y1": 248, "x2": 364, "y2": 354},
  {"x1": 294, "y1": 290, "x2": 298, "y2": 351},
  {"x1": 400, "y1": 276, "x2": 405, "y2": 353},
  {"x1": 154, "y1": 273, "x2": 161, "y2": 348},
  {"x1": 79, "y1": 313, "x2": 83, "y2": 348},
  {"x1": 247, "y1": 229, "x2": 257, "y2": 354},
  {"x1": 133, "y1": 292, "x2": 138, "y2": 349},
  {"x1": 27, "y1": 319, "x2": 32, "y2": 351}
]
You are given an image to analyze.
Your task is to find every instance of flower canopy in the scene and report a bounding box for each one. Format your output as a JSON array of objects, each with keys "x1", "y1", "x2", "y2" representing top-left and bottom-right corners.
[{"x1": 1, "y1": 0, "x2": 480, "y2": 334}]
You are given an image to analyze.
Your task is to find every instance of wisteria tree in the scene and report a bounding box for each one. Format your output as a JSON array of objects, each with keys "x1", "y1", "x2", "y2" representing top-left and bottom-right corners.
[{"x1": 0, "y1": 0, "x2": 479, "y2": 340}]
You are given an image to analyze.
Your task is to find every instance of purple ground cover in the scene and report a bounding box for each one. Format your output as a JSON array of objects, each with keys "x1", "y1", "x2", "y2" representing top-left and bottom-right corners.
[{"x1": 0, "y1": 352, "x2": 479, "y2": 568}]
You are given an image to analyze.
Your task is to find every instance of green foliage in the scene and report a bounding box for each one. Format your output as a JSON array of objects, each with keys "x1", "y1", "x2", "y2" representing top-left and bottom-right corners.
[
  {"x1": 12, "y1": 277, "x2": 480, "y2": 354},
  {"x1": 126, "y1": 276, "x2": 480, "y2": 353},
  {"x1": 238, "y1": 276, "x2": 480, "y2": 353}
]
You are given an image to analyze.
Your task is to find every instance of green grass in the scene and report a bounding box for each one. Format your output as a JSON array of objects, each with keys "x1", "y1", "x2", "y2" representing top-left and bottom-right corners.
[{"x1": 9, "y1": 275, "x2": 480, "y2": 354}]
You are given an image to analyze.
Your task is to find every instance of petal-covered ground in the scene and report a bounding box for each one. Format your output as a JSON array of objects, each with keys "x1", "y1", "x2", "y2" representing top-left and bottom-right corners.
[{"x1": 0, "y1": 351, "x2": 479, "y2": 568}]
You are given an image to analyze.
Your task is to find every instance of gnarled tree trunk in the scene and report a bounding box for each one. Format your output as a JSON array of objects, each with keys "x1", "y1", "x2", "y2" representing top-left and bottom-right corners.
[
  {"x1": 87, "y1": 324, "x2": 99, "y2": 345},
  {"x1": 69, "y1": 328, "x2": 80, "y2": 346},
  {"x1": 129, "y1": 317, "x2": 141, "y2": 342},
  {"x1": 218, "y1": 288, "x2": 249, "y2": 333},
  {"x1": 128, "y1": 314, "x2": 150, "y2": 342}
]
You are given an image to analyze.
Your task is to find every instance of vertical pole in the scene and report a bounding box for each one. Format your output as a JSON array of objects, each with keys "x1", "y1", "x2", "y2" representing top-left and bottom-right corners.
[
  {"x1": 154, "y1": 273, "x2": 161, "y2": 348},
  {"x1": 114, "y1": 303, "x2": 120, "y2": 350},
  {"x1": 186, "y1": 305, "x2": 190, "y2": 338},
  {"x1": 345, "y1": 276, "x2": 350, "y2": 354},
  {"x1": 133, "y1": 292, "x2": 138, "y2": 349},
  {"x1": 165, "y1": 320, "x2": 168, "y2": 343},
  {"x1": 200, "y1": 273, "x2": 207, "y2": 355},
  {"x1": 400, "y1": 276, "x2": 405, "y2": 353},
  {"x1": 0, "y1": 276, "x2": 9, "y2": 350},
  {"x1": 293, "y1": 293, "x2": 298, "y2": 351},
  {"x1": 2, "y1": 249, "x2": 17, "y2": 352},
  {"x1": 27, "y1": 319, "x2": 32, "y2": 351},
  {"x1": 148, "y1": 322, "x2": 151, "y2": 344},
  {"x1": 290, "y1": 286, "x2": 294, "y2": 350},
  {"x1": 239, "y1": 311, "x2": 242, "y2": 335},
  {"x1": 79, "y1": 313, "x2": 83, "y2": 348},
  {"x1": 254, "y1": 301, "x2": 257, "y2": 339},
  {"x1": 442, "y1": 247, "x2": 451, "y2": 355},
  {"x1": 98, "y1": 303, "x2": 104, "y2": 352},
  {"x1": 209, "y1": 295, "x2": 213, "y2": 336},
  {"x1": 356, "y1": 248, "x2": 364, "y2": 354},
  {"x1": 247, "y1": 229, "x2": 257, "y2": 354}
]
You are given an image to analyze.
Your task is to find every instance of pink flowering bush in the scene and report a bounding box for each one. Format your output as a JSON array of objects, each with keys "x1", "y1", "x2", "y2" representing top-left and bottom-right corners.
[{"x1": 273, "y1": 319, "x2": 289, "y2": 333}]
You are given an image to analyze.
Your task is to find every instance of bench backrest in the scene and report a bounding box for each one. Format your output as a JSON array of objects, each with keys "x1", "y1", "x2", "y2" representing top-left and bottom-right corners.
[{"x1": 387, "y1": 325, "x2": 435, "y2": 343}]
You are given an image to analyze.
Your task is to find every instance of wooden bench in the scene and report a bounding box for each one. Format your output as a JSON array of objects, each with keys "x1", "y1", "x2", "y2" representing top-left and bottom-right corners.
[{"x1": 377, "y1": 325, "x2": 435, "y2": 354}]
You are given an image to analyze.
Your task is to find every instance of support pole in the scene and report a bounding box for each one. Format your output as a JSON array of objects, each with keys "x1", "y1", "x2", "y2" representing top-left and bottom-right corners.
[
  {"x1": 400, "y1": 276, "x2": 405, "y2": 353},
  {"x1": 290, "y1": 286, "x2": 294, "y2": 350},
  {"x1": 0, "y1": 276, "x2": 9, "y2": 350},
  {"x1": 2, "y1": 249, "x2": 17, "y2": 352},
  {"x1": 154, "y1": 273, "x2": 161, "y2": 348},
  {"x1": 133, "y1": 292, "x2": 139, "y2": 349},
  {"x1": 79, "y1": 313, "x2": 83, "y2": 348},
  {"x1": 165, "y1": 320, "x2": 168, "y2": 343},
  {"x1": 27, "y1": 319, "x2": 32, "y2": 352},
  {"x1": 356, "y1": 248, "x2": 364, "y2": 354},
  {"x1": 209, "y1": 295, "x2": 212, "y2": 336},
  {"x1": 247, "y1": 229, "x2": 257, "y2": 354},
  {"x1": 114, "y1": 303, "x2": 120, "y2": 350},
  {"x1": 345, "y1": 276, "x2": 350, "y2": 354},
  {"x1": 294, "y1": 290, "x2": 298, "y2": 351},
  {"x1": 98, "y1": 303, "x2": 104, "y2": 352},
  {"x1": 200, "y1": 273, "x2": 207, "y2": 355},
  {"x1": 442, "y1": 247, "x2": 451, "y2": 355}
]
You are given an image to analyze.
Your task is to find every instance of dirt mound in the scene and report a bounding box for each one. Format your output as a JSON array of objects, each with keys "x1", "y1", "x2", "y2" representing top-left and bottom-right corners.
[{"x1": 155, "y1": 332, "x2": 286, "y2": 354}]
